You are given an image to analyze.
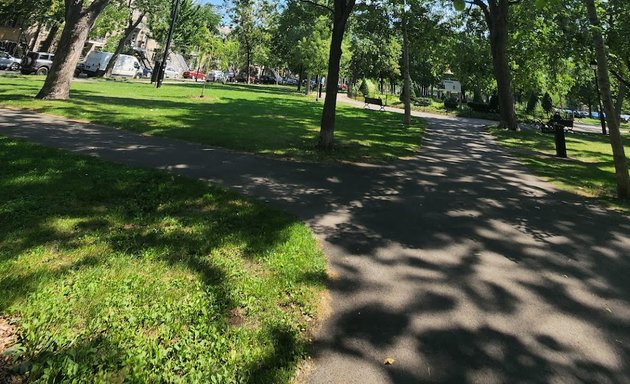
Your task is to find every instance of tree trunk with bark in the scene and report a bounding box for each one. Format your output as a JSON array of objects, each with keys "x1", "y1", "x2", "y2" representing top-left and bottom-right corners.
[
  {"x1": 40, "y1": 23, "x2": 60, "y2": 52},
  {"x1": 402, "y1": 8, "x2": 411, "y2": 126},
  {"x1": 36, "y1": 1, "x2": 111, "y2": 100},
  {"x1": 305, "y1": 72, "x2": 311, "y2": 94},
  {"x1": 585, "y1": 0, "x2": 630, "y2": 199},
  {"x1": 318, "y1": 0, "x2": 356, "y2": 150},
  {"x1": 104, "y1": 12, "x2": 146, "y2": 78},
  {"x1": 29, "y1": 24, "x2": 42, "y2": 51},
  {"x1": 475, "y1": 0, "x2": 518, "y2": 130}
]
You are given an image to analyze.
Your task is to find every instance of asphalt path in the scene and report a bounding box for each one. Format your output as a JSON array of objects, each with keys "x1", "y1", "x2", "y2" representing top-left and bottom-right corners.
[{"x1": 0, "y1": 102, "x2": 629, "y2": 383}]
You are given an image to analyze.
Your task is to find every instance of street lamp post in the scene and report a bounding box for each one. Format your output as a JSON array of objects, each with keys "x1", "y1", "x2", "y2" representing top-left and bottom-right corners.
[{"x1": 590, "y1": 59, "x2": 607, "y2": 135}]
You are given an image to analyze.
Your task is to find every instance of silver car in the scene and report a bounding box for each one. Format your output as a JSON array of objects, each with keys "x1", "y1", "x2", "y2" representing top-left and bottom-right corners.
[
  {"x1": 0, "y1": 52, "x2": 20, "y2": 71},
  {"x1": 206, "y1": 70, "x2": 225, "y2": 82}
]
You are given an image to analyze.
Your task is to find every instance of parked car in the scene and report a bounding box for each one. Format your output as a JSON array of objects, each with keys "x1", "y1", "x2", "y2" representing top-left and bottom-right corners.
[
  {"x1": 20, "y1": 52, "x2": 54, "y2": 75},
  {"x1": 183, "y1": 69, "x2": 206, "y2": 80},
  {"x1": 224, "y1": 71, "x2": 235, "y2": 82},
  {"x1": 235, "y1": 72, "x2": 256, "y2": 83},
  {"x1": 257, "y1": 75, "x2": 279, "y2": 84},
  {"x1": 620, "y1": 114, "x2": 630, "y2": 123},
  {"x1": 283, "y1": 77, "x2": 298, "y2": 85},
  {"x1": 206, "y1": 70, "x2": 225, "y2": 82},
  {"x1": 82, "y1": 51, "x2": 142, "y2": 78},
  {"x1": 164, "y1": 67, "x2": 180, "y2": 79},
  {"x1": 338, "y1": 82, "x2": 348, "y2": 91},
  {"x1": 0, "y1": 52, "x2": 20, "y2": 70},
  {"x1": 574, "y1": 110, "x2": 589, "y2": 118}
]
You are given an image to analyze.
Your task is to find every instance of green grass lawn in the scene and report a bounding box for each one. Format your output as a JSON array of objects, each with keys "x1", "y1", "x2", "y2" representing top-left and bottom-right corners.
[
  {"x1": 577, "y1": 117, "x2": 630, "y2": 130},
  {"x1": 0, "y1": 76, "x2": 424, "y2": 163},
  {"x1": 0, "y1": 136, "x2": 326, "y2": 383},
  {"x1": 490, "y1": 127, "x2": 630, "y2": 210}
]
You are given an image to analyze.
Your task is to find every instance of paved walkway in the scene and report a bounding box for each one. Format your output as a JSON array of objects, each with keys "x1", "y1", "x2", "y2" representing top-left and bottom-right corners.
[{"x1": 1, "y1": 105, "x2": 629, "y2": 383}]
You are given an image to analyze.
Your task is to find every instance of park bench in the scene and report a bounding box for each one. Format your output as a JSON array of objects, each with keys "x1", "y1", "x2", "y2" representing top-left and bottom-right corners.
[
  {"x1": 364, "y1": 97, "x2": 385, "y2": 111},
  {"x1": 540, "y1": 115, "x2": 574, "y2": 133}
]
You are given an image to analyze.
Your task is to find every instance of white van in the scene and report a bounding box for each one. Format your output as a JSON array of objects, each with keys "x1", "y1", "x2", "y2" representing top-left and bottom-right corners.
[{"x1": 83, "y1": 51, "x2": 142, "y2": 77}]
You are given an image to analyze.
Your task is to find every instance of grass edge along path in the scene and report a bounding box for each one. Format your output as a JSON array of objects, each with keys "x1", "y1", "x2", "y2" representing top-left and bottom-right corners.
[
  {"x1": 0, "y1": 76, "x2": 425, "y2": 164},
  {"x1": 0, "y1": 136, "x2": 327, "y2": 383},
  {"x1": 488, "y1": 127, "x2": 630, "y2": 212}
]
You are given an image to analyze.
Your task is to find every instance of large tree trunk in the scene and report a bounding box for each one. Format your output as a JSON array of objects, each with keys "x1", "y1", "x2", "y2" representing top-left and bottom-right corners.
[
  {"x1": 40, "y1": 23, "x2": 60, "y2": 52},
  {"x1": 485, "y1": 1, "x2": 518, "y2": 130},
  {"x1": 401, "y1": 8, "x2": 411, "y2": 126},
  {"x1": 318, "y1": 0, "x2": 355, "y2": 150},
  {"x1": 36, "y1": 1, "x2": 110, "y2": 100},
  {"x1": 305, "y1": 72, "x2": 311, "y2": 94},
  {"x1": 29, "y1": 24, "x2": 42, "y2": 52},
  {"x1": 104, "y1": 12, "x2": 146, "y2": 78},
  {"x1": 585, "y1": 0, "x2": 630, "y2": 199}
]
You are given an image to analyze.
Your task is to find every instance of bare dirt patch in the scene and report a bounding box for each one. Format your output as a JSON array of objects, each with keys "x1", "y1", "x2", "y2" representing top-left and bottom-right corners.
[{"x1": 0, "y1": 316, "x2": 23, "y2": 384}]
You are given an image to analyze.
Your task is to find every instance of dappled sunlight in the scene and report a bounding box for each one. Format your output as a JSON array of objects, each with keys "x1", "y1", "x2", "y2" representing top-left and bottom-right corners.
[
  {"x1": 0, "y1": 137, "x2": 326, "y2": 382},
  {"x1": 0, "y1": 78, "x2": 423, "y2": 162},
  {"x1": 1, "y1": 87, "x2": 629, "y2": 382}
]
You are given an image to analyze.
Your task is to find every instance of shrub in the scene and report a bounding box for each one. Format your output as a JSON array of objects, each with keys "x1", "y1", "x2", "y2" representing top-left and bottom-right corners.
[
  {"x1": 444, "y1": 96, "x2": 459, "y2": 110},
  {"x1": 412, "y1": 97, "x2": 432, "y2": 107},
  {"x1": 526, "y1": 92, "x2": 539, "y2": 113},
  {"x1": 359, "y1": 79, "x2": 377, "y2": 97},
  {"x1": 359, "y1": 79, "x2": 369, "y2": 97},
  {"x1": 542, "y1": 92, "x2": 553, "y2": 115},
  {"x1": 489, "y1": 93, "x2": 499, "y2": 112},
  {"x1": 467, "y1": 101, "x2": 495, "y2": 113}
]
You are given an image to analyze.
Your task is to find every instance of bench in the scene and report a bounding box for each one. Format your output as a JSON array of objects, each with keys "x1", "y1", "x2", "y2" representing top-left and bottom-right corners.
[
  {"x1": 541, "y1": 117, "x2": 574, "y2": 133},
  {"x1": 364, "y1": 97, "x2": 385, "y2": 111}
]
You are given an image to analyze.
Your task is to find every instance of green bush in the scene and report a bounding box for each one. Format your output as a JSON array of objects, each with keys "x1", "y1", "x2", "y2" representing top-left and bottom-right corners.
[
  {"x1": 444, "y1": 96, "x2": 459, "y2": 110},
  {"x1": 542, "y1": 92, "x2": 553, "y2": 115},
  {"x1": 412, "y1": 97, "x2": 432, "y2": 107},
  {"x1": 526, "y1": 93, "x2": 539, "y2": 113},
  {"x1": 359, "y1": 79, "x2": 369, "y2": 96},
  {"x1": 489, "y1": 92, "x2": 499, "y2": 112}
]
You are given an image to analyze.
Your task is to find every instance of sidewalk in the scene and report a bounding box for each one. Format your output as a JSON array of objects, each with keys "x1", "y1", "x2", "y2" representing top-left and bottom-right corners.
[{"x1": 1, "y1": 107, "x2": 629, "y2": 383}]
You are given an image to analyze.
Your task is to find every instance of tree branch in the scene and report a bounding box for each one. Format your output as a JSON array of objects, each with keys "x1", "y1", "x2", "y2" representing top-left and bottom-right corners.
[
  {"x1": 611, "y1": 68, "x2": 630, "y2": 89},
  {"x1": 299, "y1": 0, "x2": 334, "y2": 14},
  {"x1": 86, "y1": 0, "x2": 111, "y2": 14},
  {"x1": 471, "y1": 0, "x2": 490, "y2": 20}
]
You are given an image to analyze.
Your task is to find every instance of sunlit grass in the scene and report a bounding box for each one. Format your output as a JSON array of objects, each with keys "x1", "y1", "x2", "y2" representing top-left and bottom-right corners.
[
  {"x1": 0, "y1": 76, "x2": 424, "y2": 162},
  {"x1": 490, "y1": 127, "x2": 630, "y2": 211},
  {"x1": 0, "y1": 136, "x2": 326, "y2": 383}
]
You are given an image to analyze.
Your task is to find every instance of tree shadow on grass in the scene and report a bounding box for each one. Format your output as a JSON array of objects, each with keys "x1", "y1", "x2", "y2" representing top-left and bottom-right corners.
[
  {"x1": 0, "y1": 137, "x2": 325, "y2": 382},
  {"x1": 0, "y1": 76, "x2": 422, "y2": 162}
]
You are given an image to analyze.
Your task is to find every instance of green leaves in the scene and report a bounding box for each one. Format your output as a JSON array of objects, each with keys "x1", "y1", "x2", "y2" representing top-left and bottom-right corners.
[{"x1": 453, "y1": 0, "x2": 466, "y2": 12}]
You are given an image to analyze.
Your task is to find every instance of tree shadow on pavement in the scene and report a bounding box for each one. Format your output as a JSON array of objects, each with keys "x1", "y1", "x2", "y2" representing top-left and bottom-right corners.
[{"x1": 0, "y1": 104, "x2": 628, "y2": 383}]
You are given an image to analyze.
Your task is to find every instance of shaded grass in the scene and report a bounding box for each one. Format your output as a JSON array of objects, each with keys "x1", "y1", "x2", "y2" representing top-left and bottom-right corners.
[
  {"x1": 0, "y1": 76, "x2": 424, "y2": 163},
  {"x1": 0, "y1": 136, "x2": 326, "y2": 383},
  {"x1": 489, "y1": 127, "x2": 630, "y2": 211}
]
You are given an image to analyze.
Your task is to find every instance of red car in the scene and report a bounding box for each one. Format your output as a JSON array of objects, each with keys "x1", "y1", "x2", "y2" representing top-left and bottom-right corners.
[{"x1": 183, "y1": 69, "x2": 206, "y2": 80}]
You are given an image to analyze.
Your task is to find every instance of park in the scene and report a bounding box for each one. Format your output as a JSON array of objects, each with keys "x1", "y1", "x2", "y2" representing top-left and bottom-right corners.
[{"x1": 0, "y1": 0, "x2": 629, "y2": 383}]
